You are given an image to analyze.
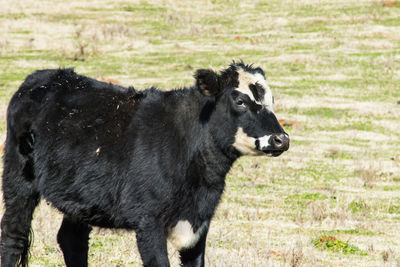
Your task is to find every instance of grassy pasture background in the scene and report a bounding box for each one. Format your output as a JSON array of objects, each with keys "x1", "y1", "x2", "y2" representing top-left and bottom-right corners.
[{"x1": 1, "y1": 0, "x2": 400, "y2": 266}]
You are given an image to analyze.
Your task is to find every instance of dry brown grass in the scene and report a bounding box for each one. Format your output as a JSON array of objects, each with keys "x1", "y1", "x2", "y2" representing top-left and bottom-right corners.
[{"x1": 0, "y1": 0, "x2": 400, "y2": 266}]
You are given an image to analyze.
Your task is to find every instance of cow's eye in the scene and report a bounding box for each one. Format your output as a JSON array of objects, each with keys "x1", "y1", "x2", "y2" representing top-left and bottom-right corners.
[{"x1": 236, "y1": 99, "x2": 246, "y2": 107}]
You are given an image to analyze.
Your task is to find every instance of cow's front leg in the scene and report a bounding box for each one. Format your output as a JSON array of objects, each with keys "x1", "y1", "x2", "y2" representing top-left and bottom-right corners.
[
  {"x1": 135, "y1": 218, "x2": 170, "y2": 267},
  {"x1": 179, "y1": 227, "x2": 208, "y2": 267}
]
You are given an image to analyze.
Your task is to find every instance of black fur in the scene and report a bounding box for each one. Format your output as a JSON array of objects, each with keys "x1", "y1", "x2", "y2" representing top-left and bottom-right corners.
[{"x1": 0, "y1": 62, "x2": 288, "y2": 266}]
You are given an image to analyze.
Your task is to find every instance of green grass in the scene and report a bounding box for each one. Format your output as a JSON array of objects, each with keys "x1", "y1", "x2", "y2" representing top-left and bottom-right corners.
[
  {"x1": 323, "y1": 229, "x2": 377, "y2": 236},
  {"x1": 312, "y1": 235, "x2": 368, "y2": 256},
  {"x1": 121, "y1": 4, "x2": 167, "y2": 13},
  {"x1": 286, "y1": 192, "x2": 328, "y2": 204},
  {"x1": 389, "y1": 204, "x2": 400, "y2": 214},
  {"x1": 287, "y1": 107, "x2": 351, "y2": 118},
  {"x1": 348, "y1": 199, "x2": 370, "y2": 214}
]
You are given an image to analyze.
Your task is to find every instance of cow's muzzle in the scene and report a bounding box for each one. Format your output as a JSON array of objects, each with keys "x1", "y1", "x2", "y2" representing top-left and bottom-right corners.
[
  {"x1": 262, "y1": 133, "x2": 290, "y2": 157},
  {"x1": 271, "y1": 133, "x2": 290, "y2": 151}
]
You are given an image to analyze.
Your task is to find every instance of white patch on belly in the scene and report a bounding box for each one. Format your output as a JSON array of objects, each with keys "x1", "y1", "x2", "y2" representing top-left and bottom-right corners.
[
  {"x1": 233, "y1": 127, "x2": 263, "y2": 156},
  {"x1": 168, "y1": 220, "x2": 207, "y2": 250}
]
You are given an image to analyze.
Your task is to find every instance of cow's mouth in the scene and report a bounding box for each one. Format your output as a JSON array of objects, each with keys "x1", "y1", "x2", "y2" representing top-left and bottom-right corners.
[
  {"x1": 263, "y1": 149, "x2": 285, "y2": 157},
  {"x1": 262, "y1": 150, "x2": 284, "y2": 157}
]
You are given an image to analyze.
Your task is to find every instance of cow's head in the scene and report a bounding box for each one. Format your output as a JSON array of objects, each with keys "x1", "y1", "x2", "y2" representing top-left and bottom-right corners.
[{"x1": 195, "y1": 62, "x2": 289, "y2": 157}]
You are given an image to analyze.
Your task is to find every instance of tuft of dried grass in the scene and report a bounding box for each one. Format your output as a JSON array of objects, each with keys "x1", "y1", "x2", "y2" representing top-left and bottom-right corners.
[
  {"x1": 281, "y1": 241, "x2": 304, "y2": 267},
  {"x1": 308, "y1": 200, "x2": 328, "y2": 223},
  {"x1": 354, "y1": 162, "x2": 381, "y2": 188},
  {"x1": 328, "y1": 147, "x2": 340, "y2": 160},
  {"x1": 381, "y1": 248, "x2": 400, "y2": 265}
]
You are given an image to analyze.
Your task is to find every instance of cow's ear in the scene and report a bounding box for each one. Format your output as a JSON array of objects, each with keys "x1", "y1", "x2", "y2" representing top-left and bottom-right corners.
[{"x1": 194, "y1": 69, "x2": 220, "y2": 96}]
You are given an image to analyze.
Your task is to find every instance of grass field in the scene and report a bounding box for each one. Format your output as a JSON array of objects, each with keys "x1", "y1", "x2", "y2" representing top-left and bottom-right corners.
[{"x1": 1, "y1": 0, "x2": 400, "y2": 266}]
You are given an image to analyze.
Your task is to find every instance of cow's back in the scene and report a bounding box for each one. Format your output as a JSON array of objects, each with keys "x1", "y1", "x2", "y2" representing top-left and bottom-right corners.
[{"x1": 8, "y1": 69, "x2": 141, "y2": 133}]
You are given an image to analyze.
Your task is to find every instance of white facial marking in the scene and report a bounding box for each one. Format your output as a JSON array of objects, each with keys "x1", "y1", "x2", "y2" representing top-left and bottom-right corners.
[
  {"x1": 236, "y1": 68, "x2": 274, "y2": 111},
  {"x1": 233, "y1": 127, "x2": 263, "y2": 156},
  {"x1": 168, "y1": 220, "x2": 207, "y2": 250},
  {"x1": 258, "y1": 134, "x2": 272, "y2": 150}
]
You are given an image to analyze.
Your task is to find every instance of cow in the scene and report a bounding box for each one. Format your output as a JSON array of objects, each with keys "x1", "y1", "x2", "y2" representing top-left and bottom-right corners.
[{"x1": 0, "y1": 62, "x2": 289, "y2": 267}]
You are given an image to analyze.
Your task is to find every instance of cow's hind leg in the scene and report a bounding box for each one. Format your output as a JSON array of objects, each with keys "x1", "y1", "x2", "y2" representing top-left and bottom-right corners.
[
  {"x1": 1, "y1": 193, "x2": 39, "y2": 267},
  {"x1": 57, "y1": 217, "x2": 92, "y2": 267},
  {"x1": 1, "y1": 134, "x2": 40, "y2": 267}
]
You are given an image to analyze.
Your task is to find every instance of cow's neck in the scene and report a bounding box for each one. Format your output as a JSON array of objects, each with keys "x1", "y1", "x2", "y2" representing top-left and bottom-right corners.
[
  {"x1": 172, "y1": 89, "x2": 239, "y2": 185},
  {"x1": 159, "y1": 88, "x2": 240, "y2": 223}
]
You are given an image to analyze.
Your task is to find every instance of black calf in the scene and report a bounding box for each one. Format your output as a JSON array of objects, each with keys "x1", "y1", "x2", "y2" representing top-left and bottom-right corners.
[{"x1": 0, "y1": 62, "x2": 289, "y2": 266}]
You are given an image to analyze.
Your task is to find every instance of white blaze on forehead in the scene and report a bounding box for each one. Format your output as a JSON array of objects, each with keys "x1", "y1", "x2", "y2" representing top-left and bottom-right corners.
[
  {"x1": 233, "y1": 127, "x2": 263, "y2": 156},
  {"x1": 236, "y1": 68, "x2": 274, "y2": 111},
  {"x1": 168, "y1": 220, "x2": 207, "y2": 250}
]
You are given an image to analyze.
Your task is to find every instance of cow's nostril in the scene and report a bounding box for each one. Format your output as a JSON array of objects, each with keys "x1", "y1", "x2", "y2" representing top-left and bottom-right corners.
[{"x1": 273, "y1": 135, "x2": 283, "y2": 148}]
